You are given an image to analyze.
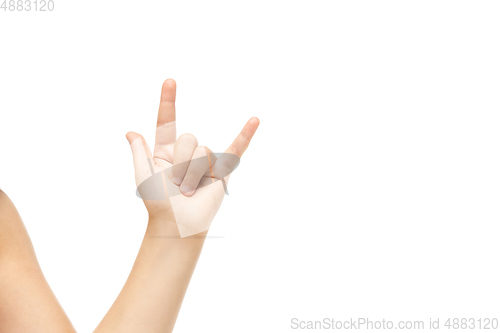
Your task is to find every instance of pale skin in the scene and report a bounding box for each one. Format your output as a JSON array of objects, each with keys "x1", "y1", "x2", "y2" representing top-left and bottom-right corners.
[
  {"x1": 0, "y1": 191, "x2": 76, "y2": 333},
  {"x1": 94, "y1": 79, "x2": 259, "y2": 332},
  {"x1": 0, "y1": 79, "x2": 259, "y2": 332}
]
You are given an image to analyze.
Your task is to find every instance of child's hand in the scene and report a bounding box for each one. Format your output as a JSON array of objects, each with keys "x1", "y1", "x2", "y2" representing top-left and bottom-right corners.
[{"x1": 126, "y1": 79, "x2": 259, "y2": 237}]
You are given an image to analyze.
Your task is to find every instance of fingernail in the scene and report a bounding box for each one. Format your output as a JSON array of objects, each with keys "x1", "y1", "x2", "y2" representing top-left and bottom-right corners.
[
  {"x1": 172, "y1": 177, "x2": 182, "y2": 185},
  {"x1": 180, "y1": 185, "x2": 194, "y2": 196}
]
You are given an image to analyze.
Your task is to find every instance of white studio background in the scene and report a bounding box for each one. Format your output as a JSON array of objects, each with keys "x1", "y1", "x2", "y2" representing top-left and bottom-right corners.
[{"x1": 1, "y1": 1, "x2": 500, "y2": 332}]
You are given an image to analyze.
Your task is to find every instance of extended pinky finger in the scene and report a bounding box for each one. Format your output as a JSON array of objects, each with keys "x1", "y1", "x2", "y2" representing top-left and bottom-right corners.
[
  {"x1": 225, "y1": 117, "x2": 260, "y2": 158},
  {"x1": 210, "y1": 117, "x2": 259, "y2": 184}
]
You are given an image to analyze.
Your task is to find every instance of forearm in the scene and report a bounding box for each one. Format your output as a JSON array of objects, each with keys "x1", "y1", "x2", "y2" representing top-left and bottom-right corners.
[
  {"x1": 96, "y1": 78, "x2": 259, "y2": 332},
  {"x1": 0, "y1": 191, "x2": 38, "y2": 262},
  {"x1": 94, "y1": 218, "x2": 206, "y2": 333},
  {"x1": 0, "y1": 191, "x2": 76, "y2": 333}
]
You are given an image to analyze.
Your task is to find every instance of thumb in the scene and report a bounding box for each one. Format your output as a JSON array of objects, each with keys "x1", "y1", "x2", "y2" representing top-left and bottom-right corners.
[
  {"x1": 126, "y1": 132, "x2": 154, "y2": 186},
  {"x1": 126, "y1": 131, "x2": 143, "y2": 144}
]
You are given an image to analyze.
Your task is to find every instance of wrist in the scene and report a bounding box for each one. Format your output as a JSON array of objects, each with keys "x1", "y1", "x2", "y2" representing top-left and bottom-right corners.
[{"x1": 146, "y1": 217, "x2": 208, "y2": 240}]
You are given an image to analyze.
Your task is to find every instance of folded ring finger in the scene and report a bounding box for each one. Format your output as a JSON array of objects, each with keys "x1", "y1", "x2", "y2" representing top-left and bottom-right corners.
[
  {"x1": 180, "y1": 146, "x2": 214, "y2": 196},
  {"x1": 170, "y1": 133, "x2": 198, "y2": 185}
]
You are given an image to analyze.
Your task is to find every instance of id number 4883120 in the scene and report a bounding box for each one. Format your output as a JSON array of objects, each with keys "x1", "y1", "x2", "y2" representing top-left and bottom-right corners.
[{"x1": 1, "y1": 0, "x2": 54, "y2": 11}]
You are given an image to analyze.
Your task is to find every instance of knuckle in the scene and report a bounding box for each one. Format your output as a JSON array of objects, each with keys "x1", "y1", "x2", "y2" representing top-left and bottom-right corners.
[
  {"x1": 178, "y1": 133, "x2": 198, "y2": 145},
  {"x1": 194, "y1": 146, "x2": 210, "y2": 157}
]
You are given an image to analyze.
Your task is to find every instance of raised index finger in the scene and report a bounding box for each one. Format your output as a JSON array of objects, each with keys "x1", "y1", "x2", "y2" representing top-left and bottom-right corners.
[{"x1": 154, "y1": 79, "x2": 177, "y2": 162}]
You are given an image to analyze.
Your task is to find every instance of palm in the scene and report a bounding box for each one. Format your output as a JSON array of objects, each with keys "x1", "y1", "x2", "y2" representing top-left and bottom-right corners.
[{"x1": 126, "y1": 79, "x2": 259, "y2": 237}]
